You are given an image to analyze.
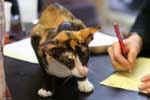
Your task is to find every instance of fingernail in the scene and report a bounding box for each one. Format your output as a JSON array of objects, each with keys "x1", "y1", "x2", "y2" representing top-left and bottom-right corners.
[
  {"x1": 141, "y1": 78, "x2": 145, "y2": 82},
  {"x1": 138, "y1": 83, "x2": 144, "y2": 90},
  {"x1": 146, "y1": 89, "x2": 150, "y2": 94},
  {"x1": 141, "y1": 77, "x2": 146, "y2": 82}
]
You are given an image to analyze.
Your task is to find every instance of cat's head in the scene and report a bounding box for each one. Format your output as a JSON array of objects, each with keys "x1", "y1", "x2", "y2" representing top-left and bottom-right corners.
[{"x1": 39, "y1": 24, "x2": 100, "y2": 78}]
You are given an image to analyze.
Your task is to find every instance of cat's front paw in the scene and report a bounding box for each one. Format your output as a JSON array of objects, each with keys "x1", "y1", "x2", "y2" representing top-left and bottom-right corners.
[
  {"x1": 77, "y1": 79, "x2": 94, "y2": 93},
  {"x1": 38, "y1": 88, "x2": 53, "y2": 97}
]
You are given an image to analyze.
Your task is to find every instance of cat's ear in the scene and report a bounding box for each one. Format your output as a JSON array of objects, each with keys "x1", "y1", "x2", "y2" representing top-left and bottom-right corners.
[
  {"x1": 32, "y1": 24, "x2": 45, "y2": 36},
  {"x1": 40, "y1": 39, "x2": 57, "y2": 53},
  {"x1": 72, "y1": 26, "x2": 101, "y2": 44},
  {"x1": 53, "y1": 31, "x2": 70, "y2": 42}
]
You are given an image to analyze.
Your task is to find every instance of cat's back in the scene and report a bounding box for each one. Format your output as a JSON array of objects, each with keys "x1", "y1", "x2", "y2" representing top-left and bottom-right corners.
[{"x1": 31, "y1": 3, "x2": 84, "y2": 43}]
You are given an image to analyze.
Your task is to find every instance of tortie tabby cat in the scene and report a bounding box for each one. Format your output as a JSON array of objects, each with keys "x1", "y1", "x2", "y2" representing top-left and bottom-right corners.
[{"x1": 31, "y1": 3, "x2": 100, "y2": 97}]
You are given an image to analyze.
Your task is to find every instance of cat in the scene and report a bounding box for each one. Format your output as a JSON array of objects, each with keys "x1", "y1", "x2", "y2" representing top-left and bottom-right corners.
[{"x1": 31, "y1": 3, "x2": 100, "y2": 97}]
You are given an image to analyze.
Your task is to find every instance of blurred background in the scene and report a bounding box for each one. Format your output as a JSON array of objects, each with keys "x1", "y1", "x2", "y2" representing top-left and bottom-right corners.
[{"x1": 4, "y1": 0, "x2": 146, "y2": 42}]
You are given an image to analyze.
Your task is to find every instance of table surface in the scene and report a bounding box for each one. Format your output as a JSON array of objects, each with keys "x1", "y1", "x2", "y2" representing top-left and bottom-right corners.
[{"x1": 4, "y1": 54, "x2": 150, "y2": 100}]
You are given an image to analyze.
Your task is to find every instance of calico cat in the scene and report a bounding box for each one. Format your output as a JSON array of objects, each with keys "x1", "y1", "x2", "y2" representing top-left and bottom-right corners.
[{"x1": 31, "y1": 3, "x2": 100, "y2": 97}]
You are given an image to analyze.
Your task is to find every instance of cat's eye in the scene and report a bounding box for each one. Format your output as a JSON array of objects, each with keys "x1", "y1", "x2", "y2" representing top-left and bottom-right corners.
[
  {"x1": 63, "y1": 52, "x2": 75, "y2": 60},
  {"x1": 68, "y1": 54, "x2": 75, "y2": 59}
]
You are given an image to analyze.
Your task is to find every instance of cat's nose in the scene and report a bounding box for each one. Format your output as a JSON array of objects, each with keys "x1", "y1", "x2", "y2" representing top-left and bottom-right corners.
[{"x1": 79, "y1": 66, "x2": 88, "y2": 77}]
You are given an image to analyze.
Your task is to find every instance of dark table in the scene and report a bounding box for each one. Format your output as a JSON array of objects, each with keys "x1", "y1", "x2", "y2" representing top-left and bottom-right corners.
[{"x1": 4, "y1": 54, "x2": 150, "y2": 100}]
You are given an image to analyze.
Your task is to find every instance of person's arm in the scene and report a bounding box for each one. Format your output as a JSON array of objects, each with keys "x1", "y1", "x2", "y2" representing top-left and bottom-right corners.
[
  {"x1": 129, "y1": 0, "x2": 150, "y2": 93},
  {"x1": 107, "y1": 1, "x2": 150, "y2": 71},
  {"x1": 130, "y1": 0, "x2": 150, "y2": 50}
]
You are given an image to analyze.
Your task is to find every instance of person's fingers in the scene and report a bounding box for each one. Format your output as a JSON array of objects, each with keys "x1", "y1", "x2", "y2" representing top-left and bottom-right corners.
[
  {"x1": 146, "y1": 88, "x2": 150, "y2": 94},
  {"x1": 108, "y1": 47, "x2": 127, "y2": 71},
  {"x1": 112, "y1": 43, "x2": 131, "y2": 69},
  {"x1": 108, "y1": 47, "x2": 120, "y2": 67},
  {"x1": 141, "y1": 74, "x2": 150, "y2": 82},
  {"x1": 128, "y1": 48, "x2": 137, "y2": 66},
  {"x1": 139, "y1": 82, "x2": 150, "y2": 90}
]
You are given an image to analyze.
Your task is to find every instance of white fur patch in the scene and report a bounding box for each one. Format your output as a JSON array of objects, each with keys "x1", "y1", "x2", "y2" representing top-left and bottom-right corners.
[
  {"x1": 38, "y1": 88, "x2": 53, "y2": 97},
  {"x1": 71, "y1": 67, "x2": 83, "y2": 78},
  {"x1": 77, "y1": 79, "x2": 94, "y2": 93},
  {"x1": 71, "y1": 56, "x2": 88, "y2": 78}
]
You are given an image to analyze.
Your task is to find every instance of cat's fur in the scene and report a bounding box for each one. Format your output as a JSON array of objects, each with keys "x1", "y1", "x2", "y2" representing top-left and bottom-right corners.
[{"x1": 31, "y1": 3, "x2": 100, "y2": 97}]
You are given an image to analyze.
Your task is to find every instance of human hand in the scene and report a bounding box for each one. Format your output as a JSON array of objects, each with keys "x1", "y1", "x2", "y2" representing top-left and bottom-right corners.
[
  {"x1": 107, "y1": 33, "x2": 142, "y2": 71},
  {"x1": 139, "y1": 74, "x2": 150, "y2": 93}
]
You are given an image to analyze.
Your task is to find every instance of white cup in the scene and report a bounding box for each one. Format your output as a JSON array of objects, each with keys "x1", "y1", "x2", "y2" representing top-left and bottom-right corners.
[
  {"x1": 4, "y1": 1, "x2": 12, "y2": 32},
  {"x1": 17, "y1": 0, "x2": 38, "y2": 23}
]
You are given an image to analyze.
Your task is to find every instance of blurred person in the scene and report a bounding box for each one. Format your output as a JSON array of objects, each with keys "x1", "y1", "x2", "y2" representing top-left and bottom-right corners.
[
  {"x1": 0, "y1": 0, "x2": 12, "y2": 100},
  {"x1": 107, "y1": 0, "x2": 150, "y2": 93}
]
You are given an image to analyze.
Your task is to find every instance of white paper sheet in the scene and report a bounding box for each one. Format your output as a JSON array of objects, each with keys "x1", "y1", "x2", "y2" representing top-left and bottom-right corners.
[
  {"x1": 4, "y1": 38, "x2": 38, "y2": 63},
  {"x1": 89, "y1": 32, "x2": 117, "y2": 53},
  {"x1": 3, "y1": 32, "x2": 117, "y2": 63}
]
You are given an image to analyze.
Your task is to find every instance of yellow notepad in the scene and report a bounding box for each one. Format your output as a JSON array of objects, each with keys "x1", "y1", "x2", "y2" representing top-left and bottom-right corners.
[{"x1": 100, "y1": 58, "x2": 150, "y2": 93}]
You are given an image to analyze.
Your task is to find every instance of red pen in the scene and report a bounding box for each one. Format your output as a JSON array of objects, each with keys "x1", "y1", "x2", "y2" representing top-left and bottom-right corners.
[{"x1": 114, "y1": 22, "x2": 128, "y2": 58}]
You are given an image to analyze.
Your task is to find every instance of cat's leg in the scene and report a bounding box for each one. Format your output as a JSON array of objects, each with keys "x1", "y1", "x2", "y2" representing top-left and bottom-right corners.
[
  {"x1": 38, "y1": 75, "x2": 55, "y2": 97},
  {"x1": 77, "y1": 78, "x2": 94, "y2": 93},
  {"x1": 38, "y1": 88, "x2": 53, "y2": 97}
]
